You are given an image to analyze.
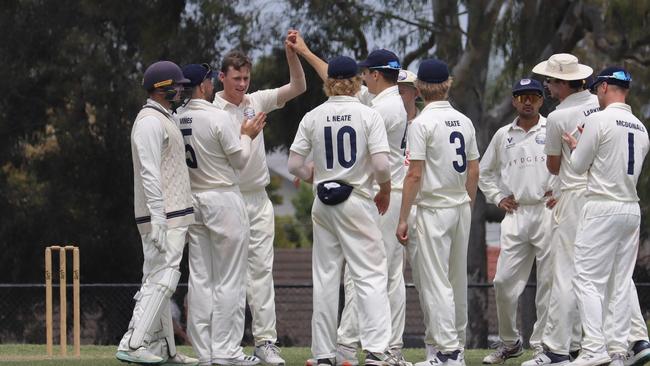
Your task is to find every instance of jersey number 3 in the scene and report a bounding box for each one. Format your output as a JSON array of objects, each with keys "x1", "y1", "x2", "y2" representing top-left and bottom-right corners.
[
  {"x1": 181, "y1": 128, "x2": 198, "y2": 169},
  {"x1": 324, "y1": 126, "x2": 357, "y2": 169},
  {"x1": 449, "y1": 131, "x2": 467, "y2": 173}
]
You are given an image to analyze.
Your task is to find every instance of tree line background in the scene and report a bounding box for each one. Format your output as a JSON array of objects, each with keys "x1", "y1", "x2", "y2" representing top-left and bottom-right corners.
[{"x1": 1, "y1": 0, "x2": 649, "y2": 347}]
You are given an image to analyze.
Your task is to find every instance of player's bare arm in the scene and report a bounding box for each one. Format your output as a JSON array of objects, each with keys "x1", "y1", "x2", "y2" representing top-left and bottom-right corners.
[
  {"x1": 465, "y1": 159, "x2": 479, "y2": 209},
  {"x1": 371, "y1": 151, "x2": 391, "y2": 215},
  {"x1": 287, "y1": 30, "x2": 328, "y2": 82},
  {"x1": 277, "y1": 30, "x2": 307, "y2": 105},
  {"x1": 287, "y1": 151, "x2": 313, "y2": 183},
  {"x1": 546, "y1": 155, "x2": 561, "y2": 175},
  {"x1": 396, "y1": 160, "x2": 423, "y2": 245}
]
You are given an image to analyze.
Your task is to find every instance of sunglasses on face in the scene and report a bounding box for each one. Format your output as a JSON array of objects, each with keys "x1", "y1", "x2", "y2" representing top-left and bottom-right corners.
[
  {"x1": 515, "y1": 94, "x2": 542, "y2": 103},
  {"x1": 544, "y1": 77, "x2": 563, "y2": 84}
]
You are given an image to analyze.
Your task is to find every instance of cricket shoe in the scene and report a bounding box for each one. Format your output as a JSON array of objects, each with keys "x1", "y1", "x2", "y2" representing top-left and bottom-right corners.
[
  {"x1": 482, "y1": 339, "x2": 524, "y2": 364},
  {"x1": 305, "y1": 343, "x2": 358, "y2": 366},
  {"x1": 625, "y1": 340, "x2": 650, "y2": 366},
  {"x1": 365, "y1": 350, "x2": 412, "y2": 366},
  {"x1": 415, "y1": 350, "x2": 465, "y2": 366},
  {"x1": 254, "y1": 341, "x2": 285, "y2": 365},
  {"x1": 162, "y1": 352, "x2": 199, "y2": 365},
  {"x1": 389, "y1": 348, "x2": 413, "y2": 366},
  {"x1": 213, "y1": 354, "x2": 260, "y2": 365},
  {"x1": 610, "y1": 353, "x2": 626, "y2": 366},
  {"x1": 425, "y1": 345, "x2": 438, "y2": 361},
  {"x1": 521, "y1": 350, "x2": 570, "y2": 366},
  {"x1": 568, "y1": 351, "x2": 610, "y2": 366},
  {"x1": 116, "y1": 347, "x2": 164, "y2": 364}
]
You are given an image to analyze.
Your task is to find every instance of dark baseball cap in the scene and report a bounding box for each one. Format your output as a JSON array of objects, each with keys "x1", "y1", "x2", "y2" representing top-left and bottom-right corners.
[
  {"x1": 328, "y1": 56, "x2": 358, "y2": 79},
  {"x1": 182, "y1": 63, "x2": 215, "y2": 87},
  {"x1": 589, "y1": 66, "x2": 631, "y2": 91},
  {"x1": 417, "y1": 59, "x2": 449, "y2": 83},
  {"x1": 512, "y1": 78, "x2": 544, "y2": 96},
  {"x1": 358, "y1": 49, "x2": 401, "y2": 70}
]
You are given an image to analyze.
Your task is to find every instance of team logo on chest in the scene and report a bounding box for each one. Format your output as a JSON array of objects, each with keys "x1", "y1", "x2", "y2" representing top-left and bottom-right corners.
[
  {"x1": 535, "y1": 133, "x2": 545, "y2": 145},
  {"x1": 243, "y1": 106, "x2": 255, "y2": 119},
  {"x1": 506, "y1": 136, "x2": 515, "y2": 149}
]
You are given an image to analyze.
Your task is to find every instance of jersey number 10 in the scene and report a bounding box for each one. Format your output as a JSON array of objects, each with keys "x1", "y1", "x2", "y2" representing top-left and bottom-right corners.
[{"x1": 324, "y1": 126, "x2": 357, "y2": 169}]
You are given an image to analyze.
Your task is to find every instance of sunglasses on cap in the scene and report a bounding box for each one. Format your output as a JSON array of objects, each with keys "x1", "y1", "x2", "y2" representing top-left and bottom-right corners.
[
  {"x1": 595, "y1": 70, "x2": 631, "y2": 82},
  {"x1": 514, "y1": 94, "x2": 542, "y2": 103},
  {"x1": 368, "y1": 61, "x2": 401, "y2": 70},
  {"x1": 201, "y1": 63, "x2": 213, "y2": 83}
]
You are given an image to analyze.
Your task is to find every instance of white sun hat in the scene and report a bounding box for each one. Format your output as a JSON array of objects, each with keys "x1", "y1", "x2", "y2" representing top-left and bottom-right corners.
[
  {"x1": 397, "y1": 69, "x2": 417, "y2": 85},
  {"x1": 532, "y1": 53, "x2": 593, "y2": 81}
]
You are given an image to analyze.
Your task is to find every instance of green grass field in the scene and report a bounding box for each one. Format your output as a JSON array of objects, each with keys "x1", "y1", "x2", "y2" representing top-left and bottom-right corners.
[{"x1": 0, "y1": 345, "x2": 534, "y2": 365}]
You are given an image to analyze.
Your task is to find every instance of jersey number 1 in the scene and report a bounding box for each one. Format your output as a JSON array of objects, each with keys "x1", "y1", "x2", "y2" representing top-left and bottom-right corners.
[
  {"x1": 627, "y1": 132, "x2": 635, "y2": 175},
  {"x1": 324, "y1": 126, "x2": 357, "y2": 169}
]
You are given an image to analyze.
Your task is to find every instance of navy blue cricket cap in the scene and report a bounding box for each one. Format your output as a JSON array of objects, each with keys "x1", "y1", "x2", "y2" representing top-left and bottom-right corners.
[
  {"x1": 589, "y1": 66, "x2": 631, "y2": 91},
  {"x1": 358, "y1": 49, "x2": 401, "y2": 70},
  {"x1": 417, "y1": 59, "x2": 449, "y2": 83},
  {"x1": 512, "y1": 78, "x2": 544, "y2": 96},
  {"x1": 181, "y1": 63, "x2": 215, "y2": 87},
  {"x1": 328, "y1": 56, "x2": 359, "y2": 79}
]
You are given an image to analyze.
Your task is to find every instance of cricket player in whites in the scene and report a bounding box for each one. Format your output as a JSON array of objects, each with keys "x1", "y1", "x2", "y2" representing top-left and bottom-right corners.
[
  {"x1": 396, "y1": 59, "x2": 480, "y2": 366},
  {"x1": 116, "y1": 61, "x2": 198, "y2": 365},
  {"x1": 288, "y1": 56, "x2": 403, "y2": 366},
  {"x1": 176, "y1": 64, "x2": 267, "y2": 365},
  {"x1": 396, "y1": 69, "x2": 437, "y2": 362},
  {"x1": 286, "y1": 33, "x2": 409, "y2": 365},
  {"x1": 479, "y1": 79, "x2": 554, "y2": 364},
  {"x1": 521, "y1": 53, "x2": 598, "y2": 366},
  {"x1": 562, "y1": 67, "x2": 649, "y2": 366},
  {"x1": 213, "y1": 31, "x2": 306, "y2": 365},
  {"x1": 334, "y1": 49, "x2": 409, "y2": 365}
]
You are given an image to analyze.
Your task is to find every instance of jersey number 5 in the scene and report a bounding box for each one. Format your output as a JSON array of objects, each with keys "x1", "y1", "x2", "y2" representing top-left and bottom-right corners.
[
  {"x1": 180, "y1": 128, "x2": 198, "y2": 169},
  {"x1": 449, "y1": 131, "x2": 467, "y2": 173},
  {"x1": 324, "y1": 126, "x2": 357, "y2": 169}
]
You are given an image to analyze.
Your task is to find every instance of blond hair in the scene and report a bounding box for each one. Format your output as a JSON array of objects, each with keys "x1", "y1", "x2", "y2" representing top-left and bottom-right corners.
[
  {"x1": 324, "y1": 76, "x2": 363, "y2": 97},
  {"x1": 416, "y1": 77, "x2": 454, "y2": 101}
]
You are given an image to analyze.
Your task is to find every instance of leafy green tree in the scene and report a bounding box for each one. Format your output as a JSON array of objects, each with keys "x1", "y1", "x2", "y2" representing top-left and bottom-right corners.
[{"x1": 0, "y1": 0, "x2": 259, "y2": 282}]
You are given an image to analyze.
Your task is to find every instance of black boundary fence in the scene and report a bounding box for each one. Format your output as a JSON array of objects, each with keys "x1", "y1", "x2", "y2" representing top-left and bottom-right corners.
[{"x1": 1, "y1": 283, "x2": 648, "y2": 348}]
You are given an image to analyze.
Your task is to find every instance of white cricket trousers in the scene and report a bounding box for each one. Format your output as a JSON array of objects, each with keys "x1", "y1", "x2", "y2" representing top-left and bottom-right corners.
[
  {"x1": 187, "y1": 189, "x2": 249, "y2": 363},
  {"x1": 542, "y1": 188, "x2": 586, "y2": 355},
  {"x1": 118, "y1": 226, "x2": 188, "y2": 357},
  {"x1": 404, "y1": 206, "x2": 431, "y2": 345},
  {"x1": 338, "y1": 190, "x2": 406, "y2": 350},
  {"x1": 416, "y1": 203, "x2": 470, "y2": 352},
  {"x1": 493, "y1": 203, "x2": 552, "y2": 348},
  {"x1": 241, "y1": 189, "x2": 278, "y2": 346},
  {"x1": 574, "y1": 200, "x2": 640, "y2": 354},
  {"x1": 311, "y1": 194, "x2": 391, "y2": 359}
]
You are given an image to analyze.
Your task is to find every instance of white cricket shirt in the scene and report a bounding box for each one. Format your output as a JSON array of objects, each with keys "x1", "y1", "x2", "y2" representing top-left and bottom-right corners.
[
  {"x1": 571, "y1": 103, "x2": 649, "y2": 202},
  {"x1": 408, "y1": 101, "x2": 480, "y2": 208},
  {"x1": 370, "y1": 86, "x2": 408, "y2": 189},
  {"x1": 290, "y1": 96, "x2": 390, "y2": 199},
  {"x1": 544, "y1": 90, "x2": 600, "y2": 191},
  {"x1": 479, "y1": 116, "x2": 552, "y2": 205},
  {"x1": 175, "y1": 99, "x2": 242, "y2": 191},
  {"x1": 213, "y1": 89, "x2": 285, "y2": 192}
]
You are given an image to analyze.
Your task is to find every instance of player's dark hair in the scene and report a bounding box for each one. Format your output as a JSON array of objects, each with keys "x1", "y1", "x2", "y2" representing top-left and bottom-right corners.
[
  {"x1": 568, "y1": 79, "x2": 585, "y2": 90},
  {"x1": 221, "y1": 50, "x2": 252, "y2": 73},
  {"x1": 377, "y1": 69, "x2": 399, "y2": 84}
]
